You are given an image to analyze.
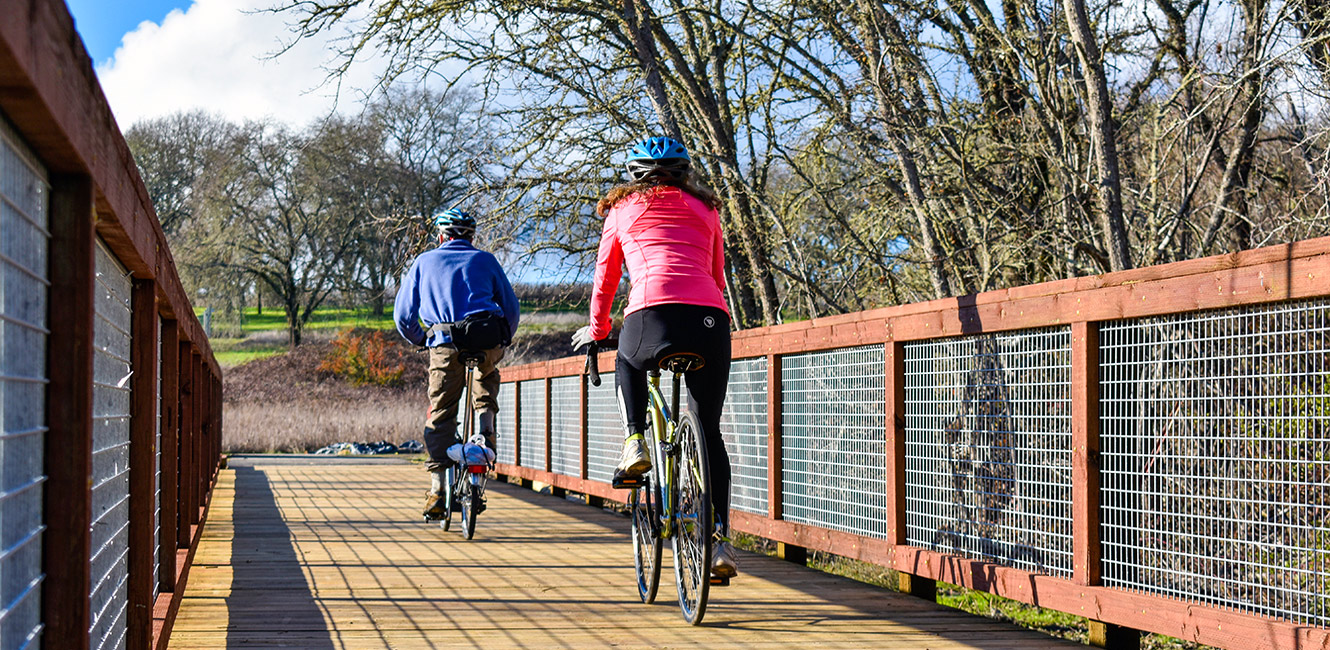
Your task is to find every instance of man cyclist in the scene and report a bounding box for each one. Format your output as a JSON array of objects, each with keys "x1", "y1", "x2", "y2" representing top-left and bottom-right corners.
[
  {"x1": 571, "y1": 137, "x2": 737, "y2": 578},
  {"x1": 394, "y1": 208, "x2": 521, "y2": 519}
]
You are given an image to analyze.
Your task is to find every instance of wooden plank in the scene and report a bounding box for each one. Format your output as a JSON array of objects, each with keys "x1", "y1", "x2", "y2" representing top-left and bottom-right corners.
[
  {"x1": 158, "y1": 320, "x2": 179, "y2": 593},
  {"x1": 150, "y1": 464, "x2": 219, "y2": 650},
  {"x1": 1071, "y1": 322, "x2": 1101, "y2": 586},
  {"x1": 129, "y1": 279, "x2": 159, "y2": 650},
  {"x1": 169, "y1": 462, "x2": 1076, "y2": 650},
  {"x1": 43, "y1": 173, "x2": 95, "y2": 650}
]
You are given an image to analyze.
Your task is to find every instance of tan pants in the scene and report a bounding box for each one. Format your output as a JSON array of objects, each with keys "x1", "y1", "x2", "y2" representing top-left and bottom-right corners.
[{"x1": 424, "y1": 346, "x2": 504, "y2": 471}]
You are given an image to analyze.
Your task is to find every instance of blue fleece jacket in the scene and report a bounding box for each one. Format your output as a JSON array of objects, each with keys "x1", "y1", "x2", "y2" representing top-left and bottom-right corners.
[{"x1": 393, "y1": 239, "x2": 521, "y2": 348}]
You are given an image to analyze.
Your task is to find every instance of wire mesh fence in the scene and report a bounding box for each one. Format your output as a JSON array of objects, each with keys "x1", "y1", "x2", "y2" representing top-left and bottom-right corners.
[
  {"x1": 586, "y1": 376, "x2": 620, "y2": 485},
  {"x1": 519, "y1": 379, "x2": 546, "y2": 469},
  {"x1": 496, "y1": 383, "x2": 517, "y2": 465},
  {"x1": 781, "y1": 345, "x2": 889, "y2": 539},
  {"x1": 91, "y1": 238, "x2": 131, "y2": 650},
  {"x1": 1101, "y1": 299, "x2": 1330, "y2": 626},
  {"x1": 549, "y1": 376, "x2": 581, "y2": 478},
  {"x1": 903, "y1": 327, "x2": 1074, "y2": 577},
  {"x1": 0, "y1": 119, "x2": 47, "y2": 650},
  {"x1": 722, "y1": 357, "x2": 768, "y2": 516}
]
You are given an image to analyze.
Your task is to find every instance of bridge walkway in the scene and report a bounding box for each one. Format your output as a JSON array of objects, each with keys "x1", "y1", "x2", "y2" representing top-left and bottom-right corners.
[{"x1": 168, "y1": 456, "x2": 1079, "y2": 649}]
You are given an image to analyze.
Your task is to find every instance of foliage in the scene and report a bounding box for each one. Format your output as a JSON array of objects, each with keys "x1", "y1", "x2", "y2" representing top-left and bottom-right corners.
[
  {"x1": 273, "y1": 0, "x2": 1330, "y2": 327},
  {"x1": 127, "y1": 88, "x2": 491, "y2": 348},
  {"x1": 317, "y1": 328, "x2": 407, "y2": 387}
]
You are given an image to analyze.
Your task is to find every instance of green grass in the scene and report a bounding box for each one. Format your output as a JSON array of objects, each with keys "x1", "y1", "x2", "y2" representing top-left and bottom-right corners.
[{"x1": 196, "y1": 306, "x2": 396, "y2": 334}]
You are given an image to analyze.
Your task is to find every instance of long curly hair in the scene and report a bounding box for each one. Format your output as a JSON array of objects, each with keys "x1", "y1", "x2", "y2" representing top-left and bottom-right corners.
[{"x1": 596, "y1": 169, "x2": 722, "y2": 217}]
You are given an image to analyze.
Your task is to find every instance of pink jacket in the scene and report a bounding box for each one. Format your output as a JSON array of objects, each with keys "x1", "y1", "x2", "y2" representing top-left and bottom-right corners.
[{"x1": 589, "y1": 187, "x2": 728, "y2": 339}]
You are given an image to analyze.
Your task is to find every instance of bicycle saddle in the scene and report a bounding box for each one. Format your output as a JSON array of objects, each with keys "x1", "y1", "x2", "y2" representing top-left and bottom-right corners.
[{"x1": 658, "y1": 351, "x2": 705, "y2": 373}]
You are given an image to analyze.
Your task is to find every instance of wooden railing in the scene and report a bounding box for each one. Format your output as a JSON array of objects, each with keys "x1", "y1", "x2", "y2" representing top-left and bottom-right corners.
[
  {"x1": 494, "y1": 237, "x2": 1330, "y2": 650},
  {"x1": 1, "y1": 2, "x2": 224, "y2": 649}
]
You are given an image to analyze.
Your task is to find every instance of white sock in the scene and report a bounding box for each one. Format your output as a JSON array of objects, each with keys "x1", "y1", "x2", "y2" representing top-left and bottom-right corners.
[{"x1": 430, "y1": 471, "x2": 444, "y2": 494}]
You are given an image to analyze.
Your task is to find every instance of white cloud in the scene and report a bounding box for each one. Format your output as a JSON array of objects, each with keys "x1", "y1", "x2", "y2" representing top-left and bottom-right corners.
[{"x1": 96, "y1": 0, "x2": 388, "y2": 128}]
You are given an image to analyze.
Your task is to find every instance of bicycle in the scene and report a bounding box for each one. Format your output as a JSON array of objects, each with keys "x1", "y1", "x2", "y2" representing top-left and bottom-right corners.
[
  {"x1": 584, "y1": 339, "x2": 724, "y2": 625},
  {"x1": 425, "y1": 350, "x2": 493, "y2": 541}
]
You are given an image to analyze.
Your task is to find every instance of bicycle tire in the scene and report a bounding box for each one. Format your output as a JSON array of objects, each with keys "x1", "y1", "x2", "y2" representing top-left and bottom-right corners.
[
  {"x1": 461, "y1": 478, "x2": 479, "y2": 540},
  {"x1": 671, "y1": 410, "x2": 712, "y2": 625},
  {"x1": 441, "y1": 466, "x2": 455, "y2": 531},
  {"x1": 631, "y1": 477, "x2": 662, "y2": 603}
]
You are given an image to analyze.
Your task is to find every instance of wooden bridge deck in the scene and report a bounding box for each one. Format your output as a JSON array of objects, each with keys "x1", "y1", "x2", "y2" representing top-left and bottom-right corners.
[{"x1": 169, "y1": 457, "x2": 1080, "y2": 649}]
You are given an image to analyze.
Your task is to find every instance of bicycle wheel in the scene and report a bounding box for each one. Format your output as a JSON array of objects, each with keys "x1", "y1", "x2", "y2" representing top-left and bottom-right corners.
[
  {"x1": 630, "y1": 476, "x2": 662, "y2": 603},
  {"x1": 461, "y1": 476, "x2": 479, "y2": 540},
  {"x1": 440, "y1": 466, "x2": 456, "y2": 531},
  {"x1": 671, "y1": 410, "x2": 712, "y2": 625}
]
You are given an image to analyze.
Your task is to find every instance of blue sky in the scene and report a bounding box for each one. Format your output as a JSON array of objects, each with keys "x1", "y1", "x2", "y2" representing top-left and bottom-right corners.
[{"x1": 66, "y1": 0, "x2": 190, "y2": 65}]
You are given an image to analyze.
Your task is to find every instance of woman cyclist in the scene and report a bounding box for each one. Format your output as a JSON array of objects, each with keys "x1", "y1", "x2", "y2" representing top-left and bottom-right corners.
[{"x1": 571, "y1": 136, "x2": 737, "y2": 579}]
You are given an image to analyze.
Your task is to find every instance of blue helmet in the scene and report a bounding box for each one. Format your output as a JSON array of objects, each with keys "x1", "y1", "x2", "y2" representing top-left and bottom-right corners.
[
  {"x1": 432, "y1": 207, "x2": 476, "y2": 239},
  {"x1": 626, "y1": 136, "x2": 691, "y2": 182}
]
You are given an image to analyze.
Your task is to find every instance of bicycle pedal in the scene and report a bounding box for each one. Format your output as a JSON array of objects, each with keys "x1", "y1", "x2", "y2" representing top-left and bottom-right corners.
[
  {"x1": 612, "y1": 475, "x2": 647, "y2": 489},
  {"x1": 709, "y1": 575, "x2": 731, "y2": 587}
]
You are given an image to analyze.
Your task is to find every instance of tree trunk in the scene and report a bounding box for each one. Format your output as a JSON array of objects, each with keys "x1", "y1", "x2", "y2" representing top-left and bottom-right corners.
[
  {"x1": 284, "y1": 301, "x2": 302, "y2": 349},
  {"x1": 622, "y1": 0, "x2": 684, "y2": 140},
  {"x1": 1201, "y1": 0, "x2": 1267, "y2": 255},
  {"x1": 1063, "y1": 0, "x2": 1133, "y2": 271}
]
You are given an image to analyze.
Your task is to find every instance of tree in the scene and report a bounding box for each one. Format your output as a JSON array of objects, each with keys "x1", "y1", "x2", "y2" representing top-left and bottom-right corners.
[{"x1": 200, "y1": 119, "x2": 366, "y2": 347}]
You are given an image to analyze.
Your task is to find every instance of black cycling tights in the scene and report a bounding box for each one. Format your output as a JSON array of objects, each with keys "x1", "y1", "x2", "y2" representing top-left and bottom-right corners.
[{"x1": 616, "y1": 304, "x2": 732, "y2": 532}]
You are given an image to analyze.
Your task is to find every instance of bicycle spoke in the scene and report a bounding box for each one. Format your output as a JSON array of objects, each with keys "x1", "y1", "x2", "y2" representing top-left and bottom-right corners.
[{"x1": 671, "y1": 411, "x2": 711, "y2": 625}]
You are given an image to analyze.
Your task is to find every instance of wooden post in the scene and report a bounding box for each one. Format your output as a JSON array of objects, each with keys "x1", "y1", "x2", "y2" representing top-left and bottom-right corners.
[
  {"x1": 128, "y1": 280, "x2": 159, "y2": 649},
  {"x1": 513, "y1": 382, "x2": 522, "y2": 468},
  {"x1": 177, "y1": 342, "x2": 194, "y2": 544},
  {"x1": 1072, "y1": 321, "x2": 1102, "y2": 587},
  {"x1": 580, "y1": 374, "x2": 589, "y2": 480},
  {"x1": 158, "y1": 320, "x2": 179, "y2": 591},
  {"x1": 766, "y1": 354, "x2": 783, "y2": 521},
  {"x1": 1073, "y1": 322, "x2": 1135, "y2": 644},
  {"x1": 1088, "y1": 621, "x2": 1141, "y2": 650},
  {"x1": 884, "y1": 340, "x2": 932, "y2": 599},
  {"x1": 884, "y1": 341, "x2": 906, "y2": 546},
  {"x1": 193, "y1": 353, "x2": 204, "y2": 518},
  {"x1": 544, "y1": 377, "x2": 553, "y2": 473},
  {"x1": 776, "y1": 542, "x2": 806, "y2": 566},
  {"x1": 43, "y1": 174, "x2": 96, "y2": 649}
]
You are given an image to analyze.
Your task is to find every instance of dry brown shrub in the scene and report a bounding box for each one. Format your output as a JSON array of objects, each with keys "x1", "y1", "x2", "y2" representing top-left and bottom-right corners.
[{"x1": 223, "y1": 399, "x2": 423, "y2": 453}]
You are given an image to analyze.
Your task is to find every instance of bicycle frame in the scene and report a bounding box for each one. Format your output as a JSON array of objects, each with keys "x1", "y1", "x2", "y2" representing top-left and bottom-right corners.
[{"x1": 645, "y1": 370, "x2": 681, "y2": 539}]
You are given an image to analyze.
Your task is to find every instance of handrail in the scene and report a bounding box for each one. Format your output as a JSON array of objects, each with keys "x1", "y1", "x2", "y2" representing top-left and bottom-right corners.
[{"x1": 493, "y1": 235, "x2": 1330, "y2": 650}]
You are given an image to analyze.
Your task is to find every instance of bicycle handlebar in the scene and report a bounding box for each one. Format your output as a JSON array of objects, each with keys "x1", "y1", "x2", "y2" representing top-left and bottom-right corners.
[{"x1": 583, "y1": 337, "x2": 618, "y2": 387}]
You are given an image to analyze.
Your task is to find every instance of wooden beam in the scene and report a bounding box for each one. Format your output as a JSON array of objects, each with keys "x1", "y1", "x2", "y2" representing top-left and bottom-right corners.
[
  {"x1": 128, "y1": 279, "x2": 158, "y2": 649},
  {"x1": 43, "y1": 173, "x2": 95, "y2": 650}
]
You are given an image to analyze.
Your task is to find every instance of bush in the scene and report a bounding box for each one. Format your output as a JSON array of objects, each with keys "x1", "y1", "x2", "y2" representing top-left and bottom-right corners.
[{"x1": 317, "y1": 328, "x2": 407, "y2": 387}]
